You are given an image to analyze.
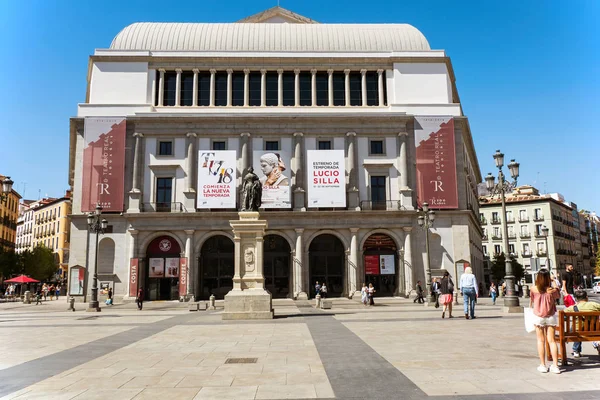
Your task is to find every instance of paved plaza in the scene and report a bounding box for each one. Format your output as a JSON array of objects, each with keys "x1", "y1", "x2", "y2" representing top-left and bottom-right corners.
[{"x1": 0, "y1": 296, "x2": 599, "y2": 400}]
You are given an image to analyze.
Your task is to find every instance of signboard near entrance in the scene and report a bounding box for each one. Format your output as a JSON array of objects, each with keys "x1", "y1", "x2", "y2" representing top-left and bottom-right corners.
[
  {"x1": 129, "y1": 258, "x2": 139, "y2": 297},
  {"x1": 165, "y1": 258, "x2": 180, "y2": 278},
  {"x1": 365, "y1": 255, "x2": 380, "y2": 275},
  {"x1": 69, "y1": 266, "x2": 85, "y2": 296},
  {"x1": 179, "y1": 258, "x2": 188, "y2": 296},
  {"x1": 149, "y1": 258, "x2": 165, "y2": 278},
  {"x1": 306, "y1": 150, "x2": 346, "y2": 207},
  {"x1": 380, "y1": 255, "x2": 395, "y2": 275}
]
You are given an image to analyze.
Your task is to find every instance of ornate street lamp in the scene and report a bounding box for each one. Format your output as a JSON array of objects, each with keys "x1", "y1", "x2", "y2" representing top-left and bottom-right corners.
[
  {"x1": 417, "y1": 202, "x2": 436, "y2": 305},
  {"x1": 485, "y1": 150, "x2": 521, "y2": 310},
  {"x1": 86, "y1": 204, "x2": 108, "y2": 312},
  {"x1": 0, "y1": 176, "x2": 14, "y2": 203},
  {"x1": 541, "y1": 225, "x2": 551, "y2": 274}
]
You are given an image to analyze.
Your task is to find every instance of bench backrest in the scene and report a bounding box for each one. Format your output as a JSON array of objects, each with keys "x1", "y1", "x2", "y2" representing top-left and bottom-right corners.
[{"x1": 559, "y1": 310, "x2": 600, "y2": 341}]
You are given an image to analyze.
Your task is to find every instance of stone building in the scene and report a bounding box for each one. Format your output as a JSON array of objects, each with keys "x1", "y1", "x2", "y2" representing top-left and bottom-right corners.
[
  {"x1": 0, "y1": 175, "x2": 20, "y2": 252},
  {"x1": 67, "y1": 7, "x2": 483, "y2": 302}
]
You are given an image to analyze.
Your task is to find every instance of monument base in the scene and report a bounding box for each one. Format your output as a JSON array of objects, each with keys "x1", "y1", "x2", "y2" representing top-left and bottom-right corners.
[{"x1": 222, "y1": 289, "x2": 273, "y2": 320}]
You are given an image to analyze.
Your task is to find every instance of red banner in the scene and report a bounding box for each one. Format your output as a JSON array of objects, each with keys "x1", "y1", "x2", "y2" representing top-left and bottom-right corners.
[
  {"x1": 365, "y1": 255, "x2": 380, "y2": 275},
  {"x1": 415, "y1": 117, "x2": 458, "y2": 209},
  {"x1": 179, "y1": 258, "x2": 188, "y2": 296},
  {"x1": 129, "y1": 258, "x2": 139, "y2": 297},
  {"x1": 81, "y1": 118, "x2": 126, "y2": 212}
]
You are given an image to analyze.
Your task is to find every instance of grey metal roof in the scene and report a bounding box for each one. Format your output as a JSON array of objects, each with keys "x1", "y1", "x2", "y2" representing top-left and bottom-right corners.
[{"x1": 109, "y1": 23, "x2": 430, "y2": 52}]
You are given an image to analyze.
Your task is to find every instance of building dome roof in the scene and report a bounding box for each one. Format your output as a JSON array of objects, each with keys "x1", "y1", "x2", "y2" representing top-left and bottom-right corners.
[{"x1": 109, "y1": 23, "x2": 430, "y2": 52}]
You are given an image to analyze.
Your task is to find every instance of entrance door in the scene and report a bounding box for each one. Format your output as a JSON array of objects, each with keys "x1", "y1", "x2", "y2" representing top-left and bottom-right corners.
[
  {"x1": 309, "y1": 234, "x2": 345, "y2": 297},
  {"x1": 363, "y1": 233, "x2": 398, "y2": 296},
  {"x1": 199, "y1": 235, "x2": 234, "y2": 299},
  {"x1": 264, "y1": 235, "x2": 291, "y2": 298},
  {"x1": 145, "y1": 235, "x2": 182, "y2": 301}
]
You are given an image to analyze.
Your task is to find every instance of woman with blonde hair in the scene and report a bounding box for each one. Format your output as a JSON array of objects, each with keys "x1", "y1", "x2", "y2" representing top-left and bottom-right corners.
[
  {"x1": 529, "y1": 269, "x2": 561, "y2": 374},
  {"x1": 459, "y1": 266, "x2": 478, "y2": 319}
]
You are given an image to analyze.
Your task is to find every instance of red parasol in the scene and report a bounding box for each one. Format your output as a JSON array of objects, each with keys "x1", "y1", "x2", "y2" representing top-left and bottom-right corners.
[{"x1": 4, "y1": 275, "x2": 40, "y2": 283}]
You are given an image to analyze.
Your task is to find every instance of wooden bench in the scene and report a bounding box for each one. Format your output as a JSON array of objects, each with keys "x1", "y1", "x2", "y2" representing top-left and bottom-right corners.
[{"x1": 547, "y1": 310, "x2": 600, "y2": 366}]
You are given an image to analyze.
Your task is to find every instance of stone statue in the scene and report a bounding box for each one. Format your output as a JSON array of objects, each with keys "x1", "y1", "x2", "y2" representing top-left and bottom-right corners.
[{"x1": 241, "y1": 167, "x2": 262, "y2": 211}]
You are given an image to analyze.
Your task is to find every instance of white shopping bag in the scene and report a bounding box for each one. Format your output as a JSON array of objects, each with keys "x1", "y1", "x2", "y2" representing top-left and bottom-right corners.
[{"x1": 524, "y1": 307, "x2": 536, "y2": 333}]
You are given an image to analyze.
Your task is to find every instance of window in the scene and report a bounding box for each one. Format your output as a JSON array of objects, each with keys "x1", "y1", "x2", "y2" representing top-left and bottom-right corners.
[
  {"x1": 535, "y1": 224, "x2": 543, "y2": 236},
  {"x1": 506, "y1": 210, "x2": 513, "y2": 221},
  {"x1": 493, "y1": 227, "x2": 500, "y2": 237},
  {"x1": 299, "y1": 72, "x2": 311, "y2": 106},
  {"x1": 181, "y1": 72, "x2": 194, "y2": 106},
  {"x1": 349, "y1": 72, "x2": 361, "y2": 106},
  {"x1": 508, "y1": 226, "x2": 514, "y2": 236},
  {"x1": 158, "y1": 141, "x2": 173, "y2": 156},
  {"x1": 519, "y1": 210, "x2": 528, "y2": 221},
  {"x1": 365, "y1": 71, "x2": 379, "y2": 106},
  {"x1": 56, "y1": 221, "x2": 60, "y2": 233},
  {"x1": 537, "y1": 242, "x2": 545, "y2": 251},
  {"x1": 332, "y1": 72, "x2": 345, "y2": 106},
  {"x1": 482, "y1": 245, "x2": 487, "y2": 255},
  {"x1": 494, "y1": 245, "x2": 501, "y2": 255},
  {"x1": 315, "y1": 72, "x2": 328, "y2": 106},
  {"x1": 265, "y1": 141, "x2": 279, "y2": 151},
  {"x1": 212, "y1": 141, "x2": 226, "y2": 151},
  {"x1": 248, "y1": 72, "x2": 261, "y2": 106},
  {"x1": 282, "y1": 72, "x2": 295, "y2": 106},
  {"x1": 508, "y1": 244, "x2": 515, "y2": 254},
  {"x1": 492, "y1": 212, "x2": 499, "y2": 222},
  {"x1": 370, "y1": 140, "x2": 384, "y2": 155},
  {"x1": 318, "y1": 140, "x2": 332, "y2": 150},
  {"x1": 163, "y1": 72, "x2": 177, "y2": 106},
  {"x1": 370, "y1": 176, "x2": 386, "y2": 210},
  {"x1": 156, "y1": 178, "x2": 173, "y2": 210},
  {"x1": 198, "y1": 72, "x2": 211, "y2": 106},
  {"x1": 214, "y1": 72, "x2": 227, "y2": 106},
  {"x1": 265, "y1": 72, "x2": 278, "y2": 106},
  {"x1": 523, "y1": 243, "x2": 530, "y2": 252},
  {"x1": 520, "y1": 225, "x2": 529, "y2": 235},
  {"x1": 58, "y1": 208, "x2": 60, "y2": 217},
  {"x1": 534, "y1": 208, "x2": 543, "y2": 219},
  {"x1": 231, "y1": 72, "x2": 244, "y2": 106}
]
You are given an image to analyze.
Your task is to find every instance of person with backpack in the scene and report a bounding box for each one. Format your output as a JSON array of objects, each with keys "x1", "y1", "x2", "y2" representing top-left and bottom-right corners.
[{"x1": 439, "y1": 272, "x2": 455, "y2": 318}]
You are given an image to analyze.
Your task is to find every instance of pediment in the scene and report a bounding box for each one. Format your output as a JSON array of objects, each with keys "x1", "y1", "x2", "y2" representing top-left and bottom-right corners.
[{"x1": 238, "y1": 6, "x2": 318, "y2": 24}]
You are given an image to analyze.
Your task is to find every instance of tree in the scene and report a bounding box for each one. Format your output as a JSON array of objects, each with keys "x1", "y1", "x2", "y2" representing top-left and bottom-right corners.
[
  {"x1": 22, "y1": 245, "x2": 57, "y2": 281},
  {"x1": 0, "y1": 247, "x2": 19, "y2": 278},
  {"x1": 491, "y1": 253, "x2": 525, "y2": 283},
  {"x1": 595, "y1": 251, "x2": 600, "y2": 278}
]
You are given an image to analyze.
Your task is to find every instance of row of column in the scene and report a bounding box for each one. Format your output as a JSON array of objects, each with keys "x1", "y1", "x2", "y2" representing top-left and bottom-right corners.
[
  {"x1": 129, "y1": 128, "x2": 412, "y2": 211},
  {"x1": 156, "y1": 68, "x2": 386, "y2": 107},
  {"x1": 126, "y1": 227, "x2": 415, "y2": 299}
]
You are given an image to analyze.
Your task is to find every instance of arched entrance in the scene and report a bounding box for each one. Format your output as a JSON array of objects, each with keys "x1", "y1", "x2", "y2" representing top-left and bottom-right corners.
[
  {"x1": 264, "y1": 235, "x2": 291, "y2": 298},
  {"x1": 199, "y1": 235, "x2": 234, "y2": 300},
  {"x1": 363, "y1": 233, "x2": 398, "y2": 296},
  {"x1": 145, "y1": 235, "x2": 182, "y2": 301},
  {"x1": 309, "y1": 234, "x2": 345, "y2": 297}
]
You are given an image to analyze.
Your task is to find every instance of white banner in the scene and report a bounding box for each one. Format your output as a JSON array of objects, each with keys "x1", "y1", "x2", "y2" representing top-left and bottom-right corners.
[
  {"x1": 149, "y1": 258, "x2": 165, "y2": 278},
  {"x1": 197, "y1": 150, "x2": 237, "y2": 209},
  {"x1": 253, "y1": 151, "x2": 291, "y2": 209},
  {"x1": 165, "y1": 258, "x2": 180, "y2": 278},
  {"x1": 307, "y1": 150, "x2": 346, "y2": 208},
  {"x1": 380, "y1": 255, "x2": 395, "y2": 275}
]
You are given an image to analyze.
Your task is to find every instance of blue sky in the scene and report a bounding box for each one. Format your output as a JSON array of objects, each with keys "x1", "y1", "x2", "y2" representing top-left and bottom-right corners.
[{"x1": 0, "y1": 0, "x2": 598, "y2": 210}]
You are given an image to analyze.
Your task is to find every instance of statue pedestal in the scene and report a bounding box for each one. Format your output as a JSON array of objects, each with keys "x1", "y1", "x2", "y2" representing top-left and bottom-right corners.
[{"x1": 222, "y1": 212, "x2": 273, "y2": 320}]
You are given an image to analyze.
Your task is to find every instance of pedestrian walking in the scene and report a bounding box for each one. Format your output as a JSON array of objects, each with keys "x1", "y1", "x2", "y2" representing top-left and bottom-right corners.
[
  {"x1": 431, "y1": 278, "x2": 441, "y2": 308},
  {"x1": 367, "y1": 283, "x2": 376, "y2": 306},
  {"x1": 55, "y1": 285, "x2": 61, "y2": 300},
  {"x1": 49, "y1": 285, "x2": 55, "y2": 301},
  {"x1": 561, "y1": 263, "x2": 576, "y2": 307},
  {"x1": 320, "y1": 282, "x2": 328, "y2": 299},
  {"x1": 136, "y1": 288, "x2": 144, "y2": 310},
  {"x1": 35, "y1": 288, "x2": 42, "y2": 305},
  {"x1": 440, "y1": 271, "x2": 454, "y2": 318},
  {"x1": 314, "y1": 281, "x2": 321, "y2": 297},
  {"x1": 564, "y1": 289, "x2": 600, "y2": 358},
  {"x1": 361, "y1": 283, "x2": 368, "y2": 306},
  {"x1": 459, "y1": 267, "x2": 478, "y2": 319},
  {"x1": 42, "y1": 283, "x2": 48, "y2": 301},
  {"x1": 529, "y1": 269, "x2": 561, "y2": 374},
  {"x1": 490, "y1": 282, "x2": 498, "y2": 305},
  {"x1": 105, "y1": 287, "x2": 113, "y2": 306},
  {"x1": 414, "y1": 281, "x2": 425, "y2": 304}
]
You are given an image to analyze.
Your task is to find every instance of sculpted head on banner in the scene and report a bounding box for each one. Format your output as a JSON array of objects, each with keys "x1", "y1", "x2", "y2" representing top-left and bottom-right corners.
[{"x1": 259, "y1": 153, "x2": 289, "y2": 187}]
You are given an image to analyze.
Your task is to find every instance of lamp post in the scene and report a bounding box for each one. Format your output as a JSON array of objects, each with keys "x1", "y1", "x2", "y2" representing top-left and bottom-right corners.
[
  {"x1": 541, "y1": 225, "x2": 551, "y2": 275},
  {"x1": 417, "y1": 202, "x2": 436, "y2": 305},
  {"x1": 0, "y1": 176, "x2": 14, "y2": 203},
  {"x1": 86, "y1": 204, "x2": 108, "y2": 312},
  {"x1": 485, "y1": 150, "x2": 521, "y2": 310}
]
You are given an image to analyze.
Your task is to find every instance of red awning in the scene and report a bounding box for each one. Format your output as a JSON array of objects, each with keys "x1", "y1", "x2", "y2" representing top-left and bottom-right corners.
[{"x1": 4, "y1": 275, "x2": 40, "y2": 283}]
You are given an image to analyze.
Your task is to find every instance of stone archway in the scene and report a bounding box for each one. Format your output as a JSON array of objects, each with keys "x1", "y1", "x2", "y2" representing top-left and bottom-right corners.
[
  {"x1": 362, "y1": 233, "x2": 398, "y2": 296},
  {"x1": 309, "y1": 234, "x2": 345, "y2": 297},
  {"x1": 145, "y1": 235, "x2": 182, "y2": 301},
  {"x1": 264, "y1": 234, "x2": 291, "y2": 298},
  {"x1": 198, "y1": 235, "x2": 234, "y2": 300}
]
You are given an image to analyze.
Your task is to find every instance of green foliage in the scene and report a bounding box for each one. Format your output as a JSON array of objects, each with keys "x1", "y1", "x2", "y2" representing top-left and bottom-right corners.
[
  {"x1": 595, "y1": 251, "x2": 600, "y2": 277},
  {"x1": 0, "y1": 247, "x2": 19, "y2": 278},
  {"x1": 491, "y1": 253, "x2": 525, "y2": 283},
  {"x1": 0, "y1": 246, "x2": 58, "y2": 281}
]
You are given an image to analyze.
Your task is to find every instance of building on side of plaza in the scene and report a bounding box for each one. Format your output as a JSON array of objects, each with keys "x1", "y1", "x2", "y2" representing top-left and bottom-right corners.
[
  {"x1": 479, "y1": 185, "x2": 593, "y2": 285},
  {"x1": 67, "y1": 7, "x2": 483, "y2": 303},
  {"x1": 0, "y1": 175, "x2": 21, "y2": 251},
  {"x1": 580, "y1": 211, "x2": 599, "y2": 281}
]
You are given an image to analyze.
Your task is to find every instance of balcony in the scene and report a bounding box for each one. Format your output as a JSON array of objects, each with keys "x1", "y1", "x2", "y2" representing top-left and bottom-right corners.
[
  {"x1": 479, "y1": 217, "x2": 487, "y2": 225},
  {"x1": 482, "y1": 235, "x2": 488, "y2": 240},
  {"x1": 520, "y1": 233, "x2": 531, "y2": 239},
  {"x1": 360, "y1": 201, "x2": 403, "y2": 211},
  {"x1": 142, "y1": 202, "x2": 187, "y2": 213},
  {"x1": 536, "y1": 250, "x2": 548, "y2": 257},
  {"x1": 519, "y1": 216, "x2": 530, "y2": 222},
  {"x1": 522, "y1": 250, "x2": 533, "y2": 258},
  {"x1": 534, "y1": 232, "x2": 546, "y2": 238},
  {"x1": 506, "y1": 217, "x2": 515, "y2": 223},
  {"x1": 493, "y1": 252, "x2": 504, "y2": 258},
  {"x1": 491, "y1": 218, "x2": 502, "y2": 225},
  {"x1": 492, "y1": 235, "x2": 502, "y2": 241},
  {"x1": 533, "y1": 215, "x2": 544, "y2": 221},
  {"x1": 508, "y1": 233, "x2": 517, "y2": 239}
]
